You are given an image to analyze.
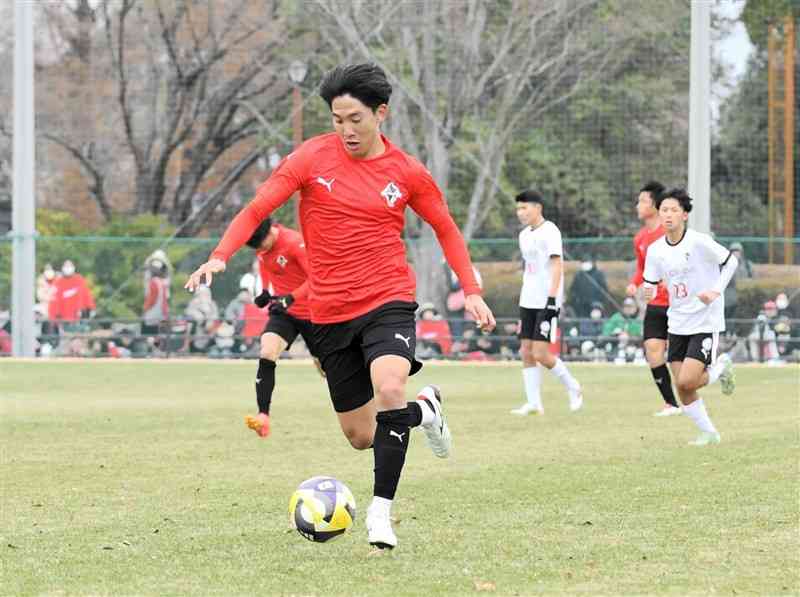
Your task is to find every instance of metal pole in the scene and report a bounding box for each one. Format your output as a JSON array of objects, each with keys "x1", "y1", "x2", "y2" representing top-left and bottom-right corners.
[
  {"x1": 292, "y1": 85, "x2": 303, "y2": 231},
  {"x1": 12, "y1": 0, "x2": 36, "y2": 357},
  {"x1": 768, "y1": 26, "x2": 778, "y2": 264},
  {"x1": 784, "y1": 16, "x2": 795, "y2": 265},
  {"x1": 688, "y1": 1, "x2": 711, "y2": 234}
]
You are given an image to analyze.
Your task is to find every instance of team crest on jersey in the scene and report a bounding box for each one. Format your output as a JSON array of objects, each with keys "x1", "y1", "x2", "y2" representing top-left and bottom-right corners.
[
  {"x1": 381, "y1": 181, "x2": 403, "y2": 207},
  {"x1": 277, "y1": 255, "x2": 288, "y2": 268},
  {"x1": 701, "y1": 337, "x2": 713, "y2": 359}
]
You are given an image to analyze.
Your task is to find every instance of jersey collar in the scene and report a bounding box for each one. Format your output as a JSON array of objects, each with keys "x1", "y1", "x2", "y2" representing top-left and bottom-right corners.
[{"x1": 665, "y1": 227, "x2": 688, "y2": 247}]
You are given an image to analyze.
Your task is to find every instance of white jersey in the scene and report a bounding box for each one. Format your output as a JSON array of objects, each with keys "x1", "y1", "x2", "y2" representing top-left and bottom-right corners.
[
  {"x1": 643, "y1": 228, "x2": 732, "y2": 335},
  {"x1": 519, "y1": 220, "x2": 564, "y2": 309}
]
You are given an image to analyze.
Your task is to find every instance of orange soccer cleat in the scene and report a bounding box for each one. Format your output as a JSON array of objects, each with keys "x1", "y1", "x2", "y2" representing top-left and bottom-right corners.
[{"x1": 245, "y1": 413, "x2": 271, "y2": 438}]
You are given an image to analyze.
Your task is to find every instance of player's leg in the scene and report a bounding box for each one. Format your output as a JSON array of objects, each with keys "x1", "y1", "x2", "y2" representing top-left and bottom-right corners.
[
  {"x1": 671, "y1": 334, "x2": 720, "y2": 446},
  {"x1": 644, "y1": 305, "x2": 681, "y2": 416},
  {"x1": 245, "y1": 313, "x2": 298, "y2": 438},
  {"x1": 531, "y1": 308, "x2": 582, "y2": 411},
  {"x1": 512, "y1": 309, "x2": 544, "y2": 415}
]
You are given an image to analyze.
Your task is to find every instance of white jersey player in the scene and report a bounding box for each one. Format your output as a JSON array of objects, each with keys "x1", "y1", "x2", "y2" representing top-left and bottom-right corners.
[
  {"x1": 511, "y1": 190, "x2": 582, "y2": 416},
  {"x1": 643, "y1": 188, "x2": 737, "y2": 446}
]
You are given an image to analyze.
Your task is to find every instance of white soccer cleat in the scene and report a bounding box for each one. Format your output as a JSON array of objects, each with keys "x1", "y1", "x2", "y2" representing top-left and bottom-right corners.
[
  {"x1": 568, "y1": 386, "x2": 583, "y2": 412},
  {"x1": 417, "y1": 385, "x2": 452, "y2": 458},
  {"x1": 716, "y1": 354, "x2": 735, "y2": 396},
  {"x1": 366, "y1": 504, "x2": 397, "y2": 550},
  {"x1": 510, "y1": 403, "x2": 543, "y2": 416},
  {"x1": 653, "y1": 405, "x2": 682, "y2": 417},
  {"x1": 688, "y1": 431, "x2": 721, "y2": 446}
]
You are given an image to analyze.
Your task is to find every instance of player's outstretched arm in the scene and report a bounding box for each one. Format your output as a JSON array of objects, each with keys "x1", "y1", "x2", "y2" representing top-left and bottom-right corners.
[
  {"x1": 185, "y1": 154, "x2": 304, "y2": 293},
  {"x1": 185, "y1": 258, "x2": 227, "y2": 292},
  {"x1": 464, "y1": 294, "x2": 496, "y2": 332}
]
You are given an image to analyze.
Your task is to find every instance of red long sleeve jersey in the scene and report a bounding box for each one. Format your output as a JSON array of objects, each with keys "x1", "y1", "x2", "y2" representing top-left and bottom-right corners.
[
  {"x1": 631, "y1": 225, "x2": 669, "y2": 307},
  {"x1": 211, "y1": 133, "x2": 480, "y2": 323},
  {"x1": 256, "y1": 224, "x2": 311, "y2": 320}
]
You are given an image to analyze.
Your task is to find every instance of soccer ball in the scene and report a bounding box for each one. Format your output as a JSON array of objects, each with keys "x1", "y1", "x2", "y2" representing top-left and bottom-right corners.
[{"x1": 288, "y1": 476, "x2": 356, "y2": 542}]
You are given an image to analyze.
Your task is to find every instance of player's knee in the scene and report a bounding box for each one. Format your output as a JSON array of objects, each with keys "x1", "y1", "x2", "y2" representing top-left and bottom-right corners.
[
  {"x1": 374, "y1": 377, "x2": 406, "y2": 407},
  {"x1": 343, "y1": 428, "x2": 373, "y2": 450},
  {"x1": 259, "y1": 336, "x2": 281, "y2": 360},
  {"x1": 531, "y1": 344, "x2": 550, "y2": 363},
  {"x1": 676, "y1": 377, "x2": 697, "y2": 394}
]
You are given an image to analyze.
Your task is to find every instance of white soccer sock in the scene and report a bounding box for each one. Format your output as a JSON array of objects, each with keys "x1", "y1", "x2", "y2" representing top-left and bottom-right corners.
[
  {"x1": 522, "y1": 366, "x2": 543, "y2": 410},
  {"x1": 550, "y1": 358, "x2": 579, "y2": 391},
  {"x1": 369, "y1": 496, "x2": 392, "y2": 517},
  {"x1": 682, "y1": 399, "x2": 718, "y2": 434},
  {"x1": 707, "y1": 361, "x2": 723, "y2": 385},
  {"x1": 415, "y1": 386, "x2": 437, "y2": 426}
]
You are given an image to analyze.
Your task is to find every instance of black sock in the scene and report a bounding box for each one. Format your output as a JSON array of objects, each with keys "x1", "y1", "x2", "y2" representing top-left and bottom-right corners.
[
  {"x1": 406, "y1": 401, "x2": 423, "y2": 427},
  {"x1": 255, "y1": 359, "x2": 276, "y2": 414},
  {"x1": 373, "y1": 407, "x2": 414, "y2": 500},
  {"x1": 651, "y1": 364, "x2": 678, "y2": 408}
]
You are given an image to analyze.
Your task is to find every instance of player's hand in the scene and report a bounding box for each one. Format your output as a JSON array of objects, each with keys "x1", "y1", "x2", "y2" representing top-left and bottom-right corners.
[
  {"x1": 543, "y1": 296, "x2": 560, "y2": 321},
  {"x1": 254, "y1": 290, "x2": 272, "y2": 309},
  {"x1": 185, "y1": 258, "x2": 226, "y2": 292},
  {"x1": 697, "y1": 290, "x2": 720, "y2": 305},
  {"x1": 268, "y1": 294, "x2": 294, "y2": 314},
  {"x1": 465, "y1": 294, "x2": 496, "y2": 332},
  {"x1": 625, "y1": 283, "x2": 638, "y2": 297},
  {"x1": 642, "y1": 283, "x2": 656, "y2": 302}
]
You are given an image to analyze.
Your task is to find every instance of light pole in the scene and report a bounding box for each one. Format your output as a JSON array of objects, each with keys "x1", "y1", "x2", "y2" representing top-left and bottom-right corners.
[{"x1": 288, "y1": 60, "x2": 307, "y2": 228}]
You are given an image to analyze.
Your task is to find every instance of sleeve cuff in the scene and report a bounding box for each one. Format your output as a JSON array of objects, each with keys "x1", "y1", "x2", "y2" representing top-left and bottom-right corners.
[
  {"x1": 643, "y1": 278, "x2": 660, "y2": 285},
  {"x1": 719, "y1": 250, "x2": 733, "y2": 266},
  {"x1": 463, "y1": 285, "x2": 482, "y2": 297}
]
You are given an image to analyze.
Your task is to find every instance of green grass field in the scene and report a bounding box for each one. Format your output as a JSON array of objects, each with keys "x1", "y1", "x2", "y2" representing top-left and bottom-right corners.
[{"x1": 2, "y1": 360, "x2": 798, "y2": 596}]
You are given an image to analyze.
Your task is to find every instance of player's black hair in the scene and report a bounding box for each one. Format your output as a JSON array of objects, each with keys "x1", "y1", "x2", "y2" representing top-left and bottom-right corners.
[
  {"x1": 639, "y1": 181, "x2": 665, "y2": 200},
  {"x1": 245, "y1": 217, "x2": 273, "y2": 249},
  {"x1": 515, "y1": 190, "x2": 544, "y2": 205},
  {"x1": 319, "y1": 63, "x2": 393, "y2": 111},
  {"x1": 656, "y1": 188, "x2": 693, "y2": 213}
]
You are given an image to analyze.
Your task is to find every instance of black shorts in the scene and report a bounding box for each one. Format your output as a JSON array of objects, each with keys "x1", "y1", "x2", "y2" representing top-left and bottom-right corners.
[
  {"x1": 643, "y1": 304, "x2": 669, "y2": 341},
  {"x1": 312, "y1": 301, "x2": 422, "y2": 413},
  {"x1": 519, "y1": 307, "x2": 555, "y2": 342},
  {"x1": 667, "y1": 332, "x2": 718, "y2": 366},
  {"x1": 264, "y1": 311, "x2": 318, "y2": 357}
]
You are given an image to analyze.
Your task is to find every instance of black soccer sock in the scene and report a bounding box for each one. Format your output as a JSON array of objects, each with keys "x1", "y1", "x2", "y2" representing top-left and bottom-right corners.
[
  {"x1": 255, "y1": 359, "x2": 276, "y2": 414},
  {"x1": 405, "y1": 401, "x2": 423, "y2": 427},
  {"x1": 651, "y1": 364, "x2": 679, "y2": 408},
  {"x1": 373, "y1": 407, "x2": 414, "y2": 500}
]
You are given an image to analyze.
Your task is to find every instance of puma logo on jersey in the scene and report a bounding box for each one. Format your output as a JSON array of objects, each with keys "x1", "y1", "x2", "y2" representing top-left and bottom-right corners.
[
  {"x1": 389, "y1": 430, "x2": 406, "y2": 443},
  {"x1": 316, "y1": 176, "x2": 334, "y2": 192},
  {"x1": 381, "y1": 181, "x2": 402, "y2": 207},
  {"x1": 394, "y1": 333, "x2": 411, "y2": 348}
]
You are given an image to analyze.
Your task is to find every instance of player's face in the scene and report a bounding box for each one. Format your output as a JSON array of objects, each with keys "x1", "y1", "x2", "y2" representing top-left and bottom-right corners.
[
  {"x1": 636, "y1": 192, "x2": 657, "y2": 220},
  {"x1": 331, "y1": 95, "x2": 387, "y2": 159},
  {"x1": 658, "y1": 198, "x2": 688, "y2": 231},
  {"x1": 516, "y1": 202, "x2": 540, "y2": 226}
]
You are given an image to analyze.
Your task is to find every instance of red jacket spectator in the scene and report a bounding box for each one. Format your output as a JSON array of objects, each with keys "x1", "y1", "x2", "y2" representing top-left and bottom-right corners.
[
  {"x1": 143, "y1": 275, "x2": 169, "y2": 325},
  {"x1": 48, "y1": 262, "x2": 96, "y2": 322},
  {"x1": 416, "y1": 319, "x2": 453, "y2": 355},
  {"x1": 0, "y1": 329, "x2": 11, "y2": 355}
]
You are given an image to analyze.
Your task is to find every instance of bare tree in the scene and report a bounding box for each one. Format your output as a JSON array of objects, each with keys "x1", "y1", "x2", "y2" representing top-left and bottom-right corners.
[
  {"x1": 312, "y1": 0, "x2": 645, "y2": 306},
  {"x1": 99, "y1": 0, "x2": 303, "y2": 234},
  {"x1": 35, "y1": 0, "x2": 310, "y2": 232}
]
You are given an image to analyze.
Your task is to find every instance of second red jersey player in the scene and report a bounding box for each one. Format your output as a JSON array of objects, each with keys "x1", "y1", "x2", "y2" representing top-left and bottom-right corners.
[
  {"x1": 255, "y1": 223, "x2": 311, "y2": 320},
  {"x1": 628, "y1": 181, "x2": 681, "y2": 416},
  {"x1": 631, "y1": 224, "x2": 669, "y2": 307}
]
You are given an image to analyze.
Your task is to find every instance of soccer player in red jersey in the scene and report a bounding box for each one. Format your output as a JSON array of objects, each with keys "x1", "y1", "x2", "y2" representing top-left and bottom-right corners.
[
  {"x1": 185, "y1": 63, "x2": 495, "y2": 549},
  {"x1": 242, "y1": 217, "x2": 320, "y2": 440},
  {"x1": 626, "y1": 181, "x2": 681, "y2": 416}
]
